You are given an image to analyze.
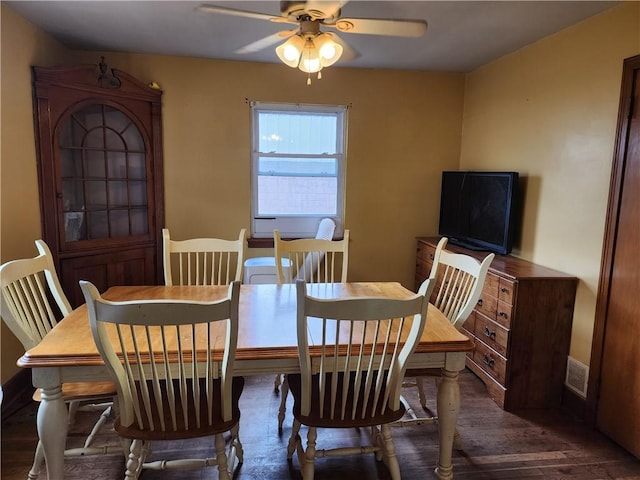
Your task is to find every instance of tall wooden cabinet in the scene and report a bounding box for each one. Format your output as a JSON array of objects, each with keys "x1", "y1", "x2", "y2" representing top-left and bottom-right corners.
[
  {"x1": 415, "y1": 237, "x2": 577, "y2": 411},
  {"x1": 31, "y1": 60, "x2": 165, "y2": 307}
]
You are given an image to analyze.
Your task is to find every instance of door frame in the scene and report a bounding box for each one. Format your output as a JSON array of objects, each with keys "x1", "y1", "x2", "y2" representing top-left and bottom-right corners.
[{"x1": 587, "y1": 54, "x2": 640, "y2": 422}]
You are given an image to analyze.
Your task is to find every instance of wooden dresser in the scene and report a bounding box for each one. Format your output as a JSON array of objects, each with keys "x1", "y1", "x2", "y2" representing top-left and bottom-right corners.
[{"x1": 415, "y1": 237, "x2": 578, "y2": 411}]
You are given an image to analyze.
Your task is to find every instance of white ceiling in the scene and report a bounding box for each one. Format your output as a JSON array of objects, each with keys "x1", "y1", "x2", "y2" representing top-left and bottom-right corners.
[{"x1": 6, "y1": 1, "x2": 619, "y2": 72}]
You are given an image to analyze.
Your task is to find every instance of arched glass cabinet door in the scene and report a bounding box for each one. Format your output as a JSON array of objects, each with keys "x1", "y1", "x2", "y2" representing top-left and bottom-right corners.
[
  {"x1": 32, "y1": 60, "x2": 164, "y2": 307},
  {"x1": 58, "y1": 103, "x2": 151, "y2": 244}
]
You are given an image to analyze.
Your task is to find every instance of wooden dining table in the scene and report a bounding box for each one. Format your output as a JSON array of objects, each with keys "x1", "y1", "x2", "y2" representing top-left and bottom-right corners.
[{"x1": 18, "y1": 282, "x2": 474, "y2": 480}]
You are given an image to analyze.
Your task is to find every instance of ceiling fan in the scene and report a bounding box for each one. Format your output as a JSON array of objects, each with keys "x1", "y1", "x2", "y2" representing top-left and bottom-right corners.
[{"x1": 198, "y1": 1, "x2": 428, "y2": 83}]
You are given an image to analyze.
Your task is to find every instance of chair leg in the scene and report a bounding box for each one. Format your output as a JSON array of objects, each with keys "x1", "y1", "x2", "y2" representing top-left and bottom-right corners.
[
  {"x1": 67, "y1": 399, "x2": 80, "y2": 425},
  {"x1": 230, "y1": 423, "x2": 244, "y2": 465},
  {"x1": 27, "y1": 441, "x2": 45, "y2": 480},
  {"x1": 278, "y1": 375, "x2": 289, "y2": 432},
  {"x1": 82, "y1": 404, "x2": 112, "y2": 448},
  {"x1": 301, "y1": 426, "x2": 317, "y2": 480},
  {"x1": 274, "y1": 373, "x2": 282, "y2": 392},
  {"x1": 416, "y1": 376, "x2": 428, "y2": 408},
  {"x1": 124, "y1": 439, "x2": 145, "y2": 480},
  {"x1": 380, "y1": 424, "x2": 401, "y2": 480},
  {"x1": 215, "y1": 433, "x2": 231, "y2": 480},
  {"x1": 287, "y1": 419, "x2": 302, "y2": 459}
]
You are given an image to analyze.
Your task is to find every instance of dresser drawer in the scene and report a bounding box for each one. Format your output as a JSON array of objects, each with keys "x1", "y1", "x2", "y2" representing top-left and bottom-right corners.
[
  {"x1": 474, "y1": 312, "x2": 509, "y2": 357},
  {"x1": 483, "y1": 272, "x2": 500, "y2": 298},
  {"x1": 474, "y1": 340, "x2": 507, "y2": 386},
  {"x1": 416, "y1": 241, "x2": 436, "y2": 263},
  {"x1": 498, "y1": 278, "x2": 516, "y2": 304},
  {"x1": 475, "y1": 292, "x2": 498, "y2": 320},
  {"x1": 415, "y1": 257, "x2": 430, "y2": 282},
  {"x1": 462, "y1": 310, "x2": 476, "y2": 333},
  {"x1": 496, "y1": 300, "x2": 514, "y2": 329}
]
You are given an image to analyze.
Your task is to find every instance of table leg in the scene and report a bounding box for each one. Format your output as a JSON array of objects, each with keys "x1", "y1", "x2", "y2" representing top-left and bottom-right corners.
[
  {"x1": 435, "y1": 368, "x2": 460, "y2": 480},
  {"x1": 34, "y1": 370, "x2": 68, "y2": 479}
]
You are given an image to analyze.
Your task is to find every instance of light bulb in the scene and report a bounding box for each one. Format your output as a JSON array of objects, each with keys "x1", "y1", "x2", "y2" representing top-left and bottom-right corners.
[
  {"x1": 319, "y1": 42, "x2": 336, "y2": 60},
  {"x1": 298, "y1": 38, "x2": 322, "y2": 73},
  {"x1": 314, "y1": 33, "x2": 343, "y2": 67},
  {"x1": 300, "y1": 57, "x2": 321, "y2": 73},
  {"x1": 275, "y1": 35, "x2": 305, "y2": 68},
  {"x1": 283, "y1": 44, "x2": 300, "y2": 62}
]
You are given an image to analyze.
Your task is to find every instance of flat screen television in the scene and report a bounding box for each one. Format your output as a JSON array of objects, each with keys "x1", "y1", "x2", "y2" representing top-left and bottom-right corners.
[{"x1": 438, "y1": 171, "x2": 519, "y2": 255}]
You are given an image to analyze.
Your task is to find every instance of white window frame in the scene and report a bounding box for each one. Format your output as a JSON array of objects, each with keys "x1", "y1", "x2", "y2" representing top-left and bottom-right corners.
[{"x1": 250, "y1": 101, "x2": 347, "y2": 238}]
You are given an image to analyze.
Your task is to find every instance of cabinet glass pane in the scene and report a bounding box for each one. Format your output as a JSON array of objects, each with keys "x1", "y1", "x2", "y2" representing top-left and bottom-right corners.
[
  {"x1": 110, "y1": 210, "x2": 130, "y2": 237},
  {"x1": 129, "y1": 153, "x2": 146, "y2": 179},
  {"x1": 62, "y1": 180, "x2": 85, "y2": 210},
  {"x1": 129, "y1": 181, "x2": 147, "y2": 206},
  {"x1": 105, "y1": 128, "x2": 125, "y2": 150},
  {"x1": 104, "y1": 108, "x2": 130, "y2": 133},
  {"x1": 64, "y1": 212, "x2": 86, "y2": 242},
  {"x1": 123, "y1": 123, "x2": 144, "y2": 151},
  {"x1": 87, "y1": 211, "x2": 109, "y2": 239},
  {"x1": 131, "y1": 208, "x2": 148, "y2": 235},
  {"x1": 107, "y1": 151, "x2": 127, "y2": 178},
  {"x1": 61, "y1": 149, "x2": 82, "y2": 177},
  {"x1": 59, "y1": 120, "x2": 73, "y2": 147},
  {"x1": 77, "y1": 105, "x2": 105, "y2": 130},
  {"x1": 84, "y1": 128, "x2": 104, "y2": 149},
  {"x1": 85, "y1": 181, "x2": 107, "y2": 208},
  {"x1": 84, "y1": 150, "x2": 105, "y2": 177},
  {"x1": 108, "y1": 181, "x2": 129, "y2": 207}
]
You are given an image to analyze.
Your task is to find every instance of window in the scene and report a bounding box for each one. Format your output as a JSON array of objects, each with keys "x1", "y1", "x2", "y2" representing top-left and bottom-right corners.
[{"x1": 251, "y1": 102, "x2": 347, "y2": 238}]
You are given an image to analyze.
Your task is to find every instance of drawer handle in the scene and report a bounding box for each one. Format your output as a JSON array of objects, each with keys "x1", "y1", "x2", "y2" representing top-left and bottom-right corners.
[
  {"x1": 477, "y1": 299, "x2": 483, "y2": 306},
  {"x1": 482, "y1": 354, "x2": 495, "y2": 367},
  {"x1": 501, "y1": 287, "x2": 509, "y2": 293},
  {"x1": 499, "y1": 312, "x2": 507, "y2": 318},
  {"x1": 429, "y1": 253, "x2": 434, "y2": 260},
  {"x1": 483, "y1": 327, "x2": 496, "y2": 340}
]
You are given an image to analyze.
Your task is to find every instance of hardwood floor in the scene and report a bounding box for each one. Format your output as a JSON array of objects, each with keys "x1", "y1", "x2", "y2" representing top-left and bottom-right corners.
[{"x1": 2, "y1": 370, "x2": 639, "y2": 479}]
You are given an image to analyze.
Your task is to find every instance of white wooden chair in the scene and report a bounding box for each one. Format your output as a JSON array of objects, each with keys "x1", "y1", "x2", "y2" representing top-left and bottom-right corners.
[
  {"x1": 162, "y1": 228, "x2": 247, "y2": 286},
  {"x1": 0, "y1": 240, "x2": 118, "y2": 480},
  {"x1": 286, "y1": 279, "x2": 432, "y2": 480},
  {"x1": 273, "y1": 222, "x2": 350, "y2": 430},
  {"x1": 80, "y1": 280, "x2": 244, "y2": 480},
  {"x1": 273, "y1": 225, "x2": 348, "y2": 285},
  {"x1": 394, "y1": 237, "x2": 494, "y2": 443}
]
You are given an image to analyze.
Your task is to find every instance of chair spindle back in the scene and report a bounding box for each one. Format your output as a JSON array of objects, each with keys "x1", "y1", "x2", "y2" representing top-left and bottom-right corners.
[
  {"x1": 81, "y1": 280, "x2": 241, "y2": 433},
  {"x1": 162, "y1": 228, "x2": 247, "y2": 286},
  {"x1": 295, "y1": 279, "x2": 432, "y2": 421}
]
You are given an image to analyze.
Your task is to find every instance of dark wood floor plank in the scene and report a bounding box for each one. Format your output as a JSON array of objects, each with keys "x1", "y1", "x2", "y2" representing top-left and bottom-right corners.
[{"x1": 2, "y1": 371, "x2": 639, "y2": 479}]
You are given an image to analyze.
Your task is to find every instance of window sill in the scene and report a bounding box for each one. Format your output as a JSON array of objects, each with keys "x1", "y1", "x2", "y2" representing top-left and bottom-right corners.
[
  {"x1": 247, "y1": 237, "x2": 274, "y2": 249},
  {"x1": 247, "y1": 234, "x2": 345, "y2": 249}
]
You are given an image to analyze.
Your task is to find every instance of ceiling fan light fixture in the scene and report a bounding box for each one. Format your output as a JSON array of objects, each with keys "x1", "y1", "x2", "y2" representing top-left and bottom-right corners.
[
  {"x1": 298, "y1": 38, "x2": 322, "y2": 73},
  {"x1": 275, "y1": 35, "x2": 305, "y2": 67},
  {"x1": 315, "y1": 33, "x2": 343, "y2": 67}
]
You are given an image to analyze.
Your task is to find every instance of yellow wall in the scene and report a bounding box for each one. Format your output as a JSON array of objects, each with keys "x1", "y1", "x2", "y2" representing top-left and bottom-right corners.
[
  {"x1": 460, "y1": 2, "x2": 640, "y2": 365},
  {"x1": 0, "y1": 4, "x2": 72, "y2": 381},
  {"x1": 1, "y1": 5, "x2": 464, "y2": 382}
]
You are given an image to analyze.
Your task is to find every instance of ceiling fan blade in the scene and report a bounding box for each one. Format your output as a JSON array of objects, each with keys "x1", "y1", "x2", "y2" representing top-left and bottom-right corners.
[
  {"x1": 330, "y1": 33, "x2": 359, "y2": 62},
  {"x1": 197, "y1": 4, "x2": 292, "y2": 24},
  {"x1": 332, "y1": 17, "x2": 427, "y2": 37},
  {"x1": 235, "y1": 30, "x2": 296, "y2": 54}
]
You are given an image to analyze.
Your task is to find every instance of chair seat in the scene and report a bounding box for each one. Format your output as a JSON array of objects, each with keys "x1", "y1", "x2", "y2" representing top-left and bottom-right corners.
[
  {"x1": 33, "y1": 381, "x2": 117, "y2": 402},
  {"x1": 288, "y1": 372, "x2": 405, "y2": 428},
  {"x1": 115, "y1": 376, "x2": 244, "y2": 441}
]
